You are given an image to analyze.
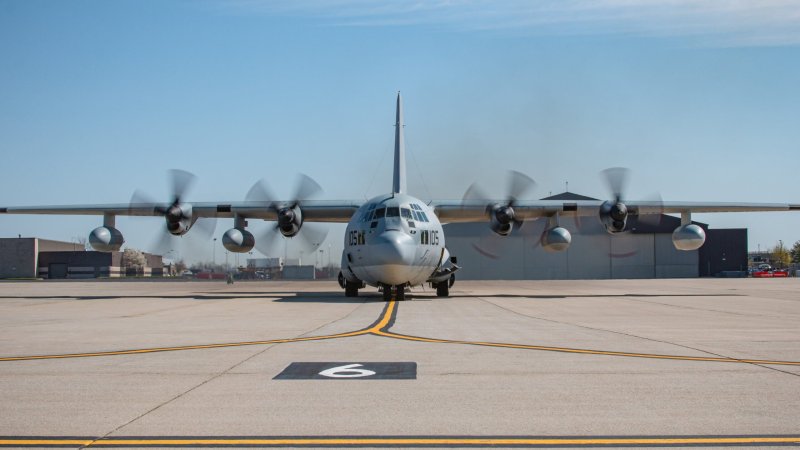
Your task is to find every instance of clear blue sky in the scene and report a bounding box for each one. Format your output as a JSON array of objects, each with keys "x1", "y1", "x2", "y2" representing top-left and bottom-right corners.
[{"x1": 1, "y1": 0, "x2": 798, "y2": 263}]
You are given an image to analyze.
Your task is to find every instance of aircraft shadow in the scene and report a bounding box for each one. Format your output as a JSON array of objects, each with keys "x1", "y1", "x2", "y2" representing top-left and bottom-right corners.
[
  {"x1": 447, "y1": 293, "x2": 741, "y2": 299},
  {"x1": 0, "y1": 292, "x2": 384, "y2": 303}
]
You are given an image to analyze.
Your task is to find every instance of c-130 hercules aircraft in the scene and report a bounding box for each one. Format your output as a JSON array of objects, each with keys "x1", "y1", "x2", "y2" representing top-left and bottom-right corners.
[{"x1": 2, "y1": 93, "x2": 798, "y2": 300}]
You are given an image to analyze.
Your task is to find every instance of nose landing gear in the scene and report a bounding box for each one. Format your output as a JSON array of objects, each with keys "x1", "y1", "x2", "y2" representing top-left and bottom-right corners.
[{"x1": 381, "y1": 284, "x2": 406, "y2": 301}]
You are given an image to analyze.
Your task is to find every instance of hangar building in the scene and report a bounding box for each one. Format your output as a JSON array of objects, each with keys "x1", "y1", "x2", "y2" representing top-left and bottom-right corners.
[
  {"x1": 444, "y1": 192, "x2": 747, "y2": 280},
  {"x1": 0, "y1": 237, "x2": 163, "y2": 279}
]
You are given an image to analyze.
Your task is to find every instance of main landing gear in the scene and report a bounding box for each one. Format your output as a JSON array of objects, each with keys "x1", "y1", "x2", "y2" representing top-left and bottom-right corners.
[
  {"x1": 339, "y1": 272, "x2": 363, "y2": 298},
  {"x1": 345, "y1": 281, "x2": 359, "y2": 297},
  {"x1": 431, "y1": 274, "x2": 455, "y2": 298}
]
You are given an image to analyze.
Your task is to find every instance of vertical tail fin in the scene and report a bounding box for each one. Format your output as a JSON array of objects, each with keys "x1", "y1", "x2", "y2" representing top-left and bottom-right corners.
[{"x1": 393, "y1": 92, "x2": 406, "y2": 194}]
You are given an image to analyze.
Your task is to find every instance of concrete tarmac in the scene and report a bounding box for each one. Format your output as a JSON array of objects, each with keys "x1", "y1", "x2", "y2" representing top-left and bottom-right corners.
[{"x1": 0, "y1": 279, "x2": 799, "y2": 448}]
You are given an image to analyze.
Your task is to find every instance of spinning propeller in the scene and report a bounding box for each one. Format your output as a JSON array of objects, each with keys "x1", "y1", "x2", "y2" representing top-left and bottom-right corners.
[
  {"x1": 599, "y1": 167, "x2": 663, "y2": 234},
  {"x1": 129, "y1": 169, "x2": 216, "y2": 256},
  {"x1": 461, "y1": 170, "x2": 538, "y2": 259},
  {"x1": 245, "y1": 173, "x2": 329, "y2": 256}
]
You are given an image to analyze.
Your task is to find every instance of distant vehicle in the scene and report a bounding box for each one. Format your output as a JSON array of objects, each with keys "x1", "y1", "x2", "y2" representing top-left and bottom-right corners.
[
  {"x1": 751, "y1": 265, "x2": 789, "y2": 278},
  {"x1": 180, "y1": 270, "x2": 193, "y2": 277}
]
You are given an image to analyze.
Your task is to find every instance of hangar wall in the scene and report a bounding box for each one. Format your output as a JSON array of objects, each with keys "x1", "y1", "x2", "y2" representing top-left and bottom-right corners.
[
  {"x1": 444, "y1": 215, "x2": 699, "y2": 280},
  {"x1": 0, "y1": 238, "x2": 80, "y2": 278},
  {"x1": 0, "y1": 237, "x2": 164, "y2": 279}
]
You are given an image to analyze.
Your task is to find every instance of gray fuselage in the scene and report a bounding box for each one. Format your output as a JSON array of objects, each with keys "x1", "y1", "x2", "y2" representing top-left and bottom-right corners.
[{"x1": 341, "y1": 193, "x2": 444, "y2": 287}]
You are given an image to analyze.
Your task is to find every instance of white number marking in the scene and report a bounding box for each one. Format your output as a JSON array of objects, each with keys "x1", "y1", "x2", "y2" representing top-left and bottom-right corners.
[{"x1": 318, "y1": 363, "x2": 376, "y2": 378}]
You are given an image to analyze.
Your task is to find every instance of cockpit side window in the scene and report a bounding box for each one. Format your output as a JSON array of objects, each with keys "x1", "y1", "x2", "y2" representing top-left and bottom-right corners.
[
  {"x1": 359, "y1": 204, "x2": 374, "y2": 222},
  {"x1": 386, "y1": 207, "x2": 400, "y2": 217},
  {"x1": 375, "y1": 208, "x2": 386, "y2": 218},
  {"x1": 401, "y1": 208, "x2": 412, "y2": 219}
]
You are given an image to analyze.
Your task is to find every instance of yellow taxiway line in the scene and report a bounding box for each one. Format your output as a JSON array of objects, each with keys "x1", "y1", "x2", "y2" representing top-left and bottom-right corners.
[
  {"x1": 373, "y1": 330, "x2": 800, "y2": 366},
  {"x1": 2, "y1": 298, "x2": 800, "y2": 366}
]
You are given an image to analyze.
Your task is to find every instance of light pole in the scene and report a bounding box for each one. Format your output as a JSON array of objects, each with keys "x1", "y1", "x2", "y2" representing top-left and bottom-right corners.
[{"x1": 213, "y1": 238, "x2": 217, "y2": 266}]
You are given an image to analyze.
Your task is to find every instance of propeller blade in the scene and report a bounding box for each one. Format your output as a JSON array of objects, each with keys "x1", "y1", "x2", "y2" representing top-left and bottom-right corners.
[
  {"x1": 507, "y1": 170, "x2": 536, "y2": 206},
  {"x1": 191, "y1": 217, "x2": 217, "y2": 241},
  {"x1": 169, "y1": 169, "x2": 196, "y2": 202},
  {"x1": 129, "y1": 190, "x2": 168, "y2": 215},
  {"x1": 149, "y1": 229, "x2": 177, "y2": 256},
  {"x1": 245, "y1": 179, "x2": 278, "y2": 207},
  {"x1": 294, "y1": 222, "x2": 330, "y2": 252},
  {"x1": 601, "y1": 167, "x2": 630, "y2": 203},
  {"x1": 633, "y1": 192, "x2": 664, "y2": 229},
  {"x1": 462, "y1": 182, "x2": 491, "y2": 205},
  {"x1": 254, "y1": 225, "x2": 282, "y2": 257},
  {"x1": 292, "y1": 173, "x2": 323, "y2": 204}
]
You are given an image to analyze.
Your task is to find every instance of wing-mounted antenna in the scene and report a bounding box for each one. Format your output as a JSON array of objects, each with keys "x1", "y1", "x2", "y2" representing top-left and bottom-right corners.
[{"x1": 393, "y1": 92, "x2": 406, "y2": 194}]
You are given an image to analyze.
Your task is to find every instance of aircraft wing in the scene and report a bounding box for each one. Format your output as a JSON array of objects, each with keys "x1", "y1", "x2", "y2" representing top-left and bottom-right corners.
[
  {"x1": 432, "y1": 200, "x2": 800, "y2": 223},
  {"x1": 0, "y1": 201, "x2": 362, "y2": 223}
]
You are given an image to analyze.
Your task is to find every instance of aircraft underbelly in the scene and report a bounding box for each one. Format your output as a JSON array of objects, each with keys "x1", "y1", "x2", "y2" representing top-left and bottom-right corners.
[{"x1": 353, "y1": 260, "x2": 437, "y2": 287}]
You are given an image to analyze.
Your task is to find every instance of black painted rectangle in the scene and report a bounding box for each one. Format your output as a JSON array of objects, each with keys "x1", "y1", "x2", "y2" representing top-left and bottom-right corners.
[{"x1": 274, "y1": 362, "x2": 416, "y2": 380}]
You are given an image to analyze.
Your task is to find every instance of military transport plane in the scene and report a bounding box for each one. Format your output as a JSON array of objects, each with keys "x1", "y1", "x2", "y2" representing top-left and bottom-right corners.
[{"x1": 1, "y1": 93, "x2": 798, "y2": 300}]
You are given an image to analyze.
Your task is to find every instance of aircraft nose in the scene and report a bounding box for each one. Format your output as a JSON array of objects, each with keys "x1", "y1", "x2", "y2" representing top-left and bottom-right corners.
[{"x1": 374, "y1": 230, "x2": 415, "y2": 267}]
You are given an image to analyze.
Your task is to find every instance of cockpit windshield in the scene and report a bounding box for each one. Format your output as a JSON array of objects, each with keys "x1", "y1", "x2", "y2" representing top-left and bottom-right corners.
[{"x1": 362, "y1": 203, "x2": 430, "y2": 225}]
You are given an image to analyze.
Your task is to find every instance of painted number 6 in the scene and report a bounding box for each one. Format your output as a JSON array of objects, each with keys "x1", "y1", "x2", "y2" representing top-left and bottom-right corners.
[{"x1": 318, "y1": 363, "x2": 376, "y2": 378}]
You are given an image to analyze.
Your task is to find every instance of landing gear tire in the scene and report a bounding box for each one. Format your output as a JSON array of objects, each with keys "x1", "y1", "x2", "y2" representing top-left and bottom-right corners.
[
  {"x1": 344, "y1": 281, "x2": 359, "y2": 297},
  {"x1": 382, "y1": 286, "x2": 392, "y2": 302},
  {"x1": 396, "y1": 286, "x2": 406, "y2": 301},
  {"x1": 436, "y1": 280, "x2": 450, "y2": 297}
]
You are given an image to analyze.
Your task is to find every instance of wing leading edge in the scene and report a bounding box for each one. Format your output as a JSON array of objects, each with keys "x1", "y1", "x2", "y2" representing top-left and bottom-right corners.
[{"x1": 0, "y1": 201, "x2": 362, "y2": 223}]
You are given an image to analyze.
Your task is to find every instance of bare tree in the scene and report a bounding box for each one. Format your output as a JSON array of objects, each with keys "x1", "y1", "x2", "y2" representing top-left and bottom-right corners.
[
  {"x1": 122, "y1": 248, "x2": 147, "y2": 274},
  {"x1": 174, "y1": 259, "x2": 187, "y2": 274}
]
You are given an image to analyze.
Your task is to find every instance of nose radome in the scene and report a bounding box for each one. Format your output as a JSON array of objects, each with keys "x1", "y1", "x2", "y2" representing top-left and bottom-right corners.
[{"x1": 374, "y1": 230, "x2": 415, "y2": 266}]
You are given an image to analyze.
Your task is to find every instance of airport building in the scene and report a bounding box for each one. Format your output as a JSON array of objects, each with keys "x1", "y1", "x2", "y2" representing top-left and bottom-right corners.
[
  {"x1": 444, "y1": 192, "x2": 748, "y2": 280},
  {"x1": 0, "y1": 237, "x2": 164, "y2": 279}
]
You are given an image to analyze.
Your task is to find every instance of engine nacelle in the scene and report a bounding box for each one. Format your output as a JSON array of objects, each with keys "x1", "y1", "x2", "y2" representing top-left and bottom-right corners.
[
  {"x1": 489, "y1": 204, "x2": 515, "y2": 236},
  {"x1": 600, "y1": 200, "x2": 628, "y2": 234},
  {"x1": 541, "y1": 227, "x2": 572, "y2": 252},
  {"x1": 89, "y1": 226, "x2": 124, "y2": 252},
  {"x1": 672, "y1": 224, "x2": 706, "y2": 251},
  {"x1": 222, "y1": 228, "x2": 255, "y2": 253},
  {"x1": 277, "y1": 206, "x2": 303, "y2": 237}
]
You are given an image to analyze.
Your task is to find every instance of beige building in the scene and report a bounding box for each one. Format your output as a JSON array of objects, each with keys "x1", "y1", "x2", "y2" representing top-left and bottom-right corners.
[
  {"x1": 0, "y1": 237, "x2": 163, "y2": 279},
  {"x1": 0, "y1": 237, "x2": 80, "y2": 278}
]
